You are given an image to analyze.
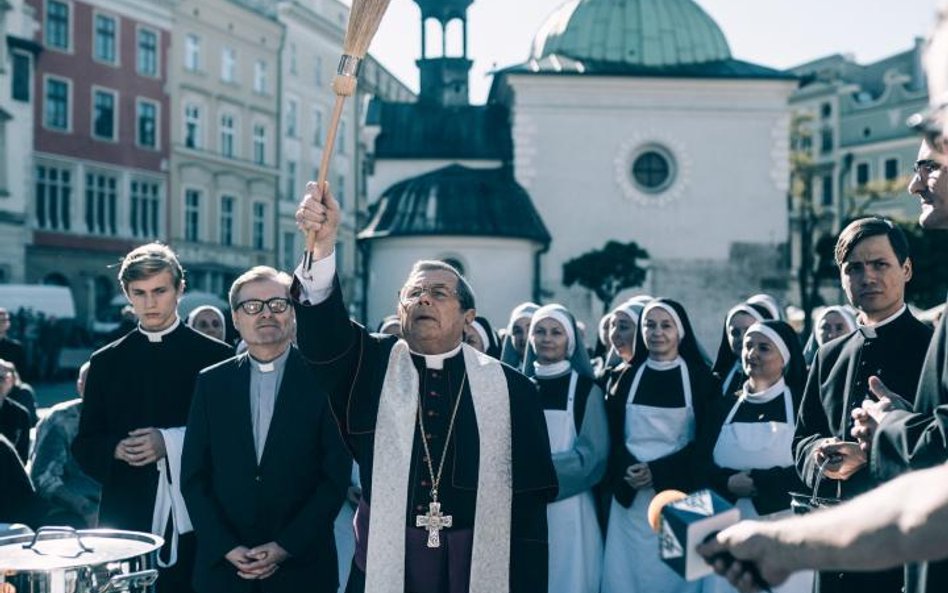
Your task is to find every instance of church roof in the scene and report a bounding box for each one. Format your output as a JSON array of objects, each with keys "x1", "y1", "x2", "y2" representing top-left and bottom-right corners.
[
  {"x1": 358, "y1": 165, "x2": 551, "y2": 244},
  {"x1": 496, "y1": 52, "x2": 794, "y2": 81},
  {"x1": 367, "y1": 100, "x2": 513, "y2": 160},
  {"x1": 532, "y1": 0, "x2": 731, "y2": 67},
  {"x1": 514, "y1": 0, "x2": 792, "y2": 81}
]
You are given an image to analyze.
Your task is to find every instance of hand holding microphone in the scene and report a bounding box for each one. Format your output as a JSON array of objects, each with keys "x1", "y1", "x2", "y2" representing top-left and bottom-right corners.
[{"x1": 647, "y1": 489, "x2": 774, "y2": 593}]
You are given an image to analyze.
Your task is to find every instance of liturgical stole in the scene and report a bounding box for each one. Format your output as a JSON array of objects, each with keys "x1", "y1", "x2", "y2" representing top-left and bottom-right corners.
[{"x1": 365, "y1": 341, "x2": 513, "y2": 593}]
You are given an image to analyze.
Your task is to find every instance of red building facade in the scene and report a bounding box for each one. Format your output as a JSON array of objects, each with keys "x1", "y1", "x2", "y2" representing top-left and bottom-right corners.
[{"x1": 25, "y1": 0, "x2": 173, "y2": 327}]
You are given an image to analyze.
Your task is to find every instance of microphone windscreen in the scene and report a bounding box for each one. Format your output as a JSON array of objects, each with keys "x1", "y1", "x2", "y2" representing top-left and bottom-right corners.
[{"x1": 647, "y1": 489, "x2": 688, "y2": 533}]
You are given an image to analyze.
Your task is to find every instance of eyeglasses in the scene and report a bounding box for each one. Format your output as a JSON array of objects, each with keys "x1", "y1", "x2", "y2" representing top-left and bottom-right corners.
[
  {"x1": 913, "y1": 159, "x2": 943, "y2": 176},
  {"x1": 908, "y1": 104, "x2": 948, "y2": 154},
  {"x1": 398, "y1": 285, "x2": 458, "y2": 306},
  {"x1": 234, "y1": 297, "x2": 291, "y2": 316}
]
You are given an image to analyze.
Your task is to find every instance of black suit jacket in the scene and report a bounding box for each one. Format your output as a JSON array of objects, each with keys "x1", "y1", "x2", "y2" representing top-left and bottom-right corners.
[{"x1": 182, "y1": 348, "x2": 351, "y2": 593}]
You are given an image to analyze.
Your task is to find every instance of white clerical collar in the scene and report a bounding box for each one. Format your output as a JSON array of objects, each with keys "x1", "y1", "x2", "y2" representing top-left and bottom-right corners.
[
  {"x1": 863, "y1": 305, "x2": 907, "y2": 330},
  {"x1": 139, "y1": 316, "x2": 181, "y2": 343},
  {"x1": 646, "y1": 356, "x2": 683, "y2": 371},
  {"x1": 742, "y1": 377, "x2": 787, "y2": 403},
  {"x1": 410, "y1": 342, "x2": 463, "y2": 370},
  {"x1": 534, "y1": 359, "x2": 572, "y2": 378},
  {"x1": 250, "y1": 346, "x2": 291, "y2": 374}
]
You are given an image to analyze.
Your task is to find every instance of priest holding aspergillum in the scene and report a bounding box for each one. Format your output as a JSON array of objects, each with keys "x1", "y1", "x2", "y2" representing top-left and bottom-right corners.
[{"x1": 292, "y1": 181, "x2": 558, "y2": 593}]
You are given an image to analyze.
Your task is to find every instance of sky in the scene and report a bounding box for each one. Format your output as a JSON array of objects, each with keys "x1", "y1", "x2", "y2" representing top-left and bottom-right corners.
[{"x1": 363, "y1": 0, "x2": 942, "y2": 104}]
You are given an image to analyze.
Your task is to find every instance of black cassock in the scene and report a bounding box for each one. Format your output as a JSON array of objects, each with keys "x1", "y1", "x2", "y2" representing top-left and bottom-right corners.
[
  {"x1": 293, "y1": 279, "x2": 558, "y2": 593},
  {"x1": 794, "y1": 308, "x2": 932, "y2": 593},
  {"x1": 869, "y1": 304, "x2": 948, "y2": 593},
  {"x1": 73, "y1": 323, "x2": 232, "y2": 593}
]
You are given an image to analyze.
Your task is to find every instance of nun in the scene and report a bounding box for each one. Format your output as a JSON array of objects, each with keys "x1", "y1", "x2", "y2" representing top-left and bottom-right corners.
[
  {"x1": 697, "y1": 320, "x2": 813, "y2": 593},
  {"x1": 747, "y1": 293, "x2": 785, "y2": 321},
  {"x1": 711, "y1": 303, "x2": 772, "y2": 397},
  {"x1": 802, "y1": 306, "x2": 858, "y2": 367},
  {"x1": 601, "y1": 298, "x2": 716, "y2": 593},
  {"x1": 608, "y1": 300, "x2": 647, "y2": 366},
  {"x1": 464, "y1": 315, "x2": 501, "y2": 359},
  {"x1": 591, "y1": 312, "x2": 614, "y2": 376},
  {"x1": 186, "y1": 305, "x2": 226, "y2": 343},
  {"x1": 500, "y1": 302, "x2": 540, "y2": 368},
  {"x1": 523, "y1": 304, "x2": 608, "y2": 593}
]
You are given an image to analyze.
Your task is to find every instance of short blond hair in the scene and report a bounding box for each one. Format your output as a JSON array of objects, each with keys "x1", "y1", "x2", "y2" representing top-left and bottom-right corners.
[
  {"x1": 229, "y1": 266, "x2": 293, "y2": 310},
  {"x1": 119, "y1": 243, "x2": 185, "y2": 292}
]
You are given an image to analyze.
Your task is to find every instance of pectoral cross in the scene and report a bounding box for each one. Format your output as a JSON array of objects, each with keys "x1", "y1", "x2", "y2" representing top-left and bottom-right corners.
[{"x1": 416, "y1": 500, "x2": 453, "y2": 548}]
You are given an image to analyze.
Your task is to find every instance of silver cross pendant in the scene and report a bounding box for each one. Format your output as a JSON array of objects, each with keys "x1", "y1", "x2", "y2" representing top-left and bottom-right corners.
[{"x1": 416, "y1": 500, "x2": 453, "y2": 548}]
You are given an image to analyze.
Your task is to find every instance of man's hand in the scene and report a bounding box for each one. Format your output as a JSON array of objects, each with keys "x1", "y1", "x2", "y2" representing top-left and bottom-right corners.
[
  {"x1": 225, "y1": 546, "x2": 257, "y2": 574},
  {"x1": 238, "y1": 542, "x2": 290, "y2": 580},
  {"x1": 624, "y1": 463, "x2": 653, "y2": 490},
  {"x1": 851, "y1": 397, "x2": 892, "y2": 452},
  {"x1": 117, "y1": 428, "x2": 166, "y2": 467},
  {"x1": 816, "y1": 440, "x2": 866, "y2": 481},
  {"x1": 727, "y1": 472, "x2": 757, "y2": 498},
  {"x1": 698, "y1": 521, "x2": 792, "y2": 593},
  {"x1": 296, "y1": 181, "x2": 340, "y2": 260}
]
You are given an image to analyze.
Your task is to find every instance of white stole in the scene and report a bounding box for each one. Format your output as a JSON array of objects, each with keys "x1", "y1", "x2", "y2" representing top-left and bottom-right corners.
[
  {"x1": 152, "y1": 426, "x2": 192, "y2": 568},
  {"x1": 365, "y1": 341, "x2": 513, "y2": 593}
]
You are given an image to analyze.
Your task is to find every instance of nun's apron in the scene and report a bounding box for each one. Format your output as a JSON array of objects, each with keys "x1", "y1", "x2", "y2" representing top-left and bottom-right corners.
[
  {"x1": 702, "y1": 386, "x2": 814, "y2": 593},
  {"x1": 602, "y1": 362, "x2": 701, "y2": 593},
  {"x1": 545, "y1": 371, "x2": 603, "y2": 593}
]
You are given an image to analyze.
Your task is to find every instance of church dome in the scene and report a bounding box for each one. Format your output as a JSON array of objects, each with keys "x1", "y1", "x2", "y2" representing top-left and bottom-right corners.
[{"x1": 531, "y1": 0, "x2": 732, "y2": 67}]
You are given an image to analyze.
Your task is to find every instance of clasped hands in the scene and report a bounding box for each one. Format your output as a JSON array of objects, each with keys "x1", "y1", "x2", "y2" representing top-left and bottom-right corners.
[
  {"x1": 226, "y1": 542, "x2": 289, "y2": 580},
  {"x1": 113, "y1": 427, "x2": 166, "y2": 466},
  {"x1": 623, "y1": 463, "x2": 652, "y2": 490}
]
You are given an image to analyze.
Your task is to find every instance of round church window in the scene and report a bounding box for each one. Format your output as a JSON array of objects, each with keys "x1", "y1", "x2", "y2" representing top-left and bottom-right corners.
[{"x1": 631, "y1": 149, "x2": 675, "y2": 193}]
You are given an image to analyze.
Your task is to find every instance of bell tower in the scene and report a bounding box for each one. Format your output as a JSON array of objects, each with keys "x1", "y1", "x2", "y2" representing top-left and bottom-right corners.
[{"x1": 414, "y1": 0, "x2": 474, "y2": 106}]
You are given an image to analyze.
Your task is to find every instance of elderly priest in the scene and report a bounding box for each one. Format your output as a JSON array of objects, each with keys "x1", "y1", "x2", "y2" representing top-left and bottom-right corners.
[{"x1": 293, "y1": 182, "x2": 558, "y2": 593}]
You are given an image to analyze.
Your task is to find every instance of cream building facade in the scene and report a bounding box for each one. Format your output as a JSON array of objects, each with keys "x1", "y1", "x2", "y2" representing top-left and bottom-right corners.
[{"x1": 168, "y1": 0, "x2": 283, "y2": 295}]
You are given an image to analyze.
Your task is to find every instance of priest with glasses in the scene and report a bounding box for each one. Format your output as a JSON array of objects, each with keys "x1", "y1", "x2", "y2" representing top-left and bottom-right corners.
[{"x1": 291, "y1": 182, "x2": 558, "y2": 593}]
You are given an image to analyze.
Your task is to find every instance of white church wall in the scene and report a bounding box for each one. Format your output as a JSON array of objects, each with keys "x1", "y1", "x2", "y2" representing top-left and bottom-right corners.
[
  {"x1": 506, "y1": 74, "x2": 796, "y2": 348},
  {"x1": 363, "y1": 236, "x2": 538, "y2": 331}
]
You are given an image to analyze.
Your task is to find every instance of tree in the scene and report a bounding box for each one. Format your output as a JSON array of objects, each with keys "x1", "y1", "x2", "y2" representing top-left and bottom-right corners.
[
  {"x1": 789, "y1": 112, "x2": 913, "y2": 334},
  {"x1": 562, "y1": 241, "x2": 650, "y2": 315}
]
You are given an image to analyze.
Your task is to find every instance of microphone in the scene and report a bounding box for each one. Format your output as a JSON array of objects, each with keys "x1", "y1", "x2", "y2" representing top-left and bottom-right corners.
[{"x1": 647, "y1": 489, "x2": 770, "y2": 591}]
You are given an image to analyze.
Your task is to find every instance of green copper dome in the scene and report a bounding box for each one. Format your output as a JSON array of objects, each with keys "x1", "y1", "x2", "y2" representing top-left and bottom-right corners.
[{"x1": 531, "y1": 0, "x2": 732, "y2": 67}]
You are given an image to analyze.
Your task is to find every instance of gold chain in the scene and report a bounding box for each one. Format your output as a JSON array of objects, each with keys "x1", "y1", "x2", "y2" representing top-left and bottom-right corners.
[{"x1": 417, "y1": 373, "x2": 466, "y2": 501}]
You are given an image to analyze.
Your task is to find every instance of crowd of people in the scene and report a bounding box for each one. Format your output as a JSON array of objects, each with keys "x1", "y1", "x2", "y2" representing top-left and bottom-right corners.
[
  {"x1": 3, "y1": 9, "x2": 948, "y2": 593},
  {"x1": 1, "y1": 195, "x2": 944, "y2": 593}
]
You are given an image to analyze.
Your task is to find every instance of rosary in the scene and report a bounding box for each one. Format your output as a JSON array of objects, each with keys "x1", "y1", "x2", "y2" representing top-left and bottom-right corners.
[{"x1": 415, "y1": 373, "x2": 466, "y2": 548}]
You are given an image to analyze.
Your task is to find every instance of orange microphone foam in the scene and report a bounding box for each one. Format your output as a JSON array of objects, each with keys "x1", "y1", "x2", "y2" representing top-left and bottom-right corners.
[{"x1": 647, "y1": 489, "x2": 688, "y2": 533}]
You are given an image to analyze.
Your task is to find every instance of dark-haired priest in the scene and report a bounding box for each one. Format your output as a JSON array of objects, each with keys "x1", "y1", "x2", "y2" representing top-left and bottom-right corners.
[
  {"x1": 794, "y1": 217, "x2": 932, "y2": 593},
  {"x1": 293, "y1": 182, "x2": 558, "y2": 593}
]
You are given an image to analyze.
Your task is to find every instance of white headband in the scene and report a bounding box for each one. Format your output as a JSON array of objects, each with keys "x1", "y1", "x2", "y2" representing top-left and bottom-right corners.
[
  {"x1": 612, "y1": 302, "x2": 643, "y2": 325},
  {"x1": 187, "y1": 305, "x2": 225, "y2": 327},
  {"x1": 471, "y1": 319, "x2": 490, "y2": 350},
  {"x1": 747, "y1": 294, "x2": 781, "y2": 320},
  {"x1": 507, "y1": 302, "x2": 539, "y2": 332},
  {"x1": 530, "y1": 305, "x2": 576, "y2": 357},
  {"x1": 641, "y1": 302, "x2": 686, "y2": 340},
  {"x1": 725, "y1": 304, "x2": 765, "y2": 328},
  {"x1": 815, "y1": 306, "x2": 859, "y2": 345},
  {"x1": 745, "y1": 323, "x2": 791, "y2": 368}
]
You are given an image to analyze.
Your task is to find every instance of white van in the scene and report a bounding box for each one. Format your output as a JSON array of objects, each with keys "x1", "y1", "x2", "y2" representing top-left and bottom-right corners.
[{"x1": 0, "y1": 285, "x2": 76, "y2": 319}]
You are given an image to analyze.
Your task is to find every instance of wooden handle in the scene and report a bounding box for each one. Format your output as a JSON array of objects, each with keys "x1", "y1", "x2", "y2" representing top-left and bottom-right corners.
[{"x1": 306, "y1": 94, "x2": 349, "y2": 255}]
